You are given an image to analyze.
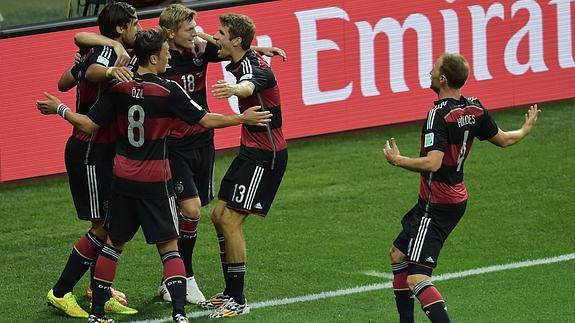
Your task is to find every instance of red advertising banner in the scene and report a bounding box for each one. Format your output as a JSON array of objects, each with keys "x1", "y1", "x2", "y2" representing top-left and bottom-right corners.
[{"x1": 0, "y1": 0, "x2": 573, "y2": 181}]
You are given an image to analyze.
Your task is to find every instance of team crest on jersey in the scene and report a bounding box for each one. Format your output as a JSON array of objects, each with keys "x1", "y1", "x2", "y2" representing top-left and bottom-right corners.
[
  {"x1": 424, "y1": 133, "x2": 434, "y2": 148},
  {"x1": 193, "y1": 57, "x2": 204, "y2": 66},
  {"x1": 175, "y1": 182, "x2": 185, "y2": 194}
]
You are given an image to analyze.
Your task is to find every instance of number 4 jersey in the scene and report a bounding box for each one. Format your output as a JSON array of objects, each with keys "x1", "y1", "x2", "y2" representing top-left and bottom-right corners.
[
  {"x1": 87, "y1": 73, "x2": 207, "y2": 199},
  {"x1": 419, "y1": 96, "x2": 499, "y2": 204}
]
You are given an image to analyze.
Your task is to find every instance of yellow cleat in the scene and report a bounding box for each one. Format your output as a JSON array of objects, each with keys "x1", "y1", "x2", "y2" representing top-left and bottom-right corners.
[
  {"x1": 47, "y1": 289, "x2": 89, "y2": 318},
  {"x1": 104, "y1": 298, "x2": 138, "y2": 315},
  {"x1": 87, "y1": 286, "x2": 128, "y2": 305}
]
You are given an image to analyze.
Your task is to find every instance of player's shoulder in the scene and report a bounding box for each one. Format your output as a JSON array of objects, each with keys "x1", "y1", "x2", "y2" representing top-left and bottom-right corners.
[{"x1": 463, "y1": 96, "x2": 485, "y2": 109}]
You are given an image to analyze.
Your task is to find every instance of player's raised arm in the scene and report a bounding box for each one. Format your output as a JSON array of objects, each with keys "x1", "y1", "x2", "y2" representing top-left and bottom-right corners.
[
  {"x1": 252, "y1": 46, "x2": 287, "y2": 61},
  {"x1": 75, "y1": 32, "x2": 131, "y2": 67},
  {"x1": 488, "y1": 104, "x2": 541, "y2": 148},
  {"x1": 36, "y1": 92, "x2": 99, "y2": 134}
]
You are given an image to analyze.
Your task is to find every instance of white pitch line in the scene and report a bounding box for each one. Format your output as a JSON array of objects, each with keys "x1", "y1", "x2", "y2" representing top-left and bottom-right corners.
[
  {"x1": 128, "y1": 253, "x2": 575, "y2": 323},
  {"x1": 363, "y1": 270, "x2": 394, "y2": 279}
]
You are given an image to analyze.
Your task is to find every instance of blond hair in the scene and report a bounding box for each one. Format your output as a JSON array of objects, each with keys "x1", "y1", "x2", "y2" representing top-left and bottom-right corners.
[{"x1": 159, "y1": 4, "x2": 196, "y2": 32}]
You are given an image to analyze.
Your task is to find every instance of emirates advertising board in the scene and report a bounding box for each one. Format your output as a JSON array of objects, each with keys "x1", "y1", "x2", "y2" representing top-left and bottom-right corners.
[{"x1": 0, "y1": 0, "x2": 573, "y2": 181}]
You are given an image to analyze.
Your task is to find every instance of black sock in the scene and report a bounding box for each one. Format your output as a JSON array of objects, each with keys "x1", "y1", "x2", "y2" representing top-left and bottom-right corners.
[
  {"x1": 178, "y1": 217, "x2": 199, "y2": 277},
  {"x1": 227, "y1": 263, "x2": 246, "y2": 304},
  {"x1": 91, "y1": 245, "x2": 121, "y2": 317},
  {"x1": 53, "y1": 231, "x2": 104, "y2": 298},
  {"x1": 162, "y1": 251, "x2": 187, "y2": 318},
  {"x1": 392, "y1": 262, "x2": 414, "y2": 323},
  {"x1": 413, "y1": 280, "x2": 451, "y2": 323}
]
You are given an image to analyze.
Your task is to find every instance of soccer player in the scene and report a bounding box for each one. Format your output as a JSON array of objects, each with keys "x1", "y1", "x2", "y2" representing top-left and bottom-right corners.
[
  {"x1": 383, "y1": 53, "x2": 540, "y2": 323},
  {"x1": 46, "y1": 2, "x2": 140, "y2": 318},
  {"x1": 37, "y1": 28, "x2": 272, "y2": 323},
  {"x1": 198, "y1": 13, "x2": 288, "y2": 318},
  {"x1": 75, "y1": 4, "x2": 287, "y2": 305}
]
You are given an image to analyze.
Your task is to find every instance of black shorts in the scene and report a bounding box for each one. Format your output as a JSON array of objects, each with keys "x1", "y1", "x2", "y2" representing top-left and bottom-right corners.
[
  {"x1": 169, "y1": 143, "x2": 215, "y2": 206},
  {"x1": 105, "y1": 193, "x2": 179, "y2": 244},
  {"x1": 393, "y1": 199, "x2": 467, "y2": 276},
  {"x1": 218, "y1": 149, "x2": 287, "y2": 216},
  {"x1": 64, "y1": 137, "x2": 114, "y2": 221}
]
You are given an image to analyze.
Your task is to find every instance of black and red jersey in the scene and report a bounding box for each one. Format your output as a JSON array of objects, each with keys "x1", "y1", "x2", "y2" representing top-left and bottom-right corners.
[
  {"x1": 161, "y1": 42, "x2": 221, "y2": 150},
  {"x1": 70, "y1": 46, "x2": 138, "y2": 146},
  {"x1": 225, "y1": 50, "x2": 287, "y2": 160},
  {"x1": 419, "y1": 96, "x2": 499, "y2": 204},
  {"x1": 87, "y1": 73, "x2": 207, "y2": 199}
]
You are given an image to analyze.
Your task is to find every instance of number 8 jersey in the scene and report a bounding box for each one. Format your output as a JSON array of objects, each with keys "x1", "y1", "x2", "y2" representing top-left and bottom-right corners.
[
  {"x1": 87, "y1": 73, "x2": 207, "y2": 199},
  {"x1": 419, "y1": 96, "x2": 499, "y2": 204}
]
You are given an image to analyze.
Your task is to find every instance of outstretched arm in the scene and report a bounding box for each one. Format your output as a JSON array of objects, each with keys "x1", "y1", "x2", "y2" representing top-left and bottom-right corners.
[
  {"x1": 252, "y1": 46, "x2": 287, "y2": 61},
  {"x1": 488, "y1": 104, "x2": 540, "y2": 148},
  {"x1": 198, "y1": 106, "x2": 271, "y2": 128},
  {"x1": 383, "y1": 138, "x2": 444, "y2": 173},
  {"x1": 36, "y1": 92, "x2": 99, "y2": 134},
  {"x1": 197, "y1": 32, "x2": 287, "y2": 60},
  {"x1": 212, "y1": 80, "x2": 255, "y2": 99}
]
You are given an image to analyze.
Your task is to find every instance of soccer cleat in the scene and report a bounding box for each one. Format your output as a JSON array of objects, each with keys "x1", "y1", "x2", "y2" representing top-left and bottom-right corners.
[
  {"x1": 157, "y1": 280, "x2": 172, "y2": 302},
  {"x1": 198, "y1": 293, "x2": 230, "y2": 309},
  {"x1": 103, "y1": 298, "x2": 138, "y2": 315},
  {"x1": 173, "y1": 314, "x2": 190, "y2": 322},
  {"x1": 208, "y1": 297, "x2": 250, "y2": 318},
  {"x1": 185, "y1": 276, "x2": 206, "y2": 304},
  {"x1": 47, "y1": 289, "x2": 89, "y2": 318},
  {"x1": 87, "y1": 286, "x2": 128, "y2": 305},
  {"x1": 88, "y1": 314, "x2": 115, "y2": 323}
]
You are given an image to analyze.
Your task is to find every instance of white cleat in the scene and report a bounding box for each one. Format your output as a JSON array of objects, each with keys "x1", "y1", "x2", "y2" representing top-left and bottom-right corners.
[
  {"x1": 185, "y1": 276, "x2": 206, "y2": 304},
  {"x1": 157, "y1": 280, "x2": 172, "y2": 302}
]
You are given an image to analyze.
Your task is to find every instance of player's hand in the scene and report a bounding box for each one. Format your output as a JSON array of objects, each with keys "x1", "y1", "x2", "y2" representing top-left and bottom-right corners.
[
  {"x1": 260, "y1": 47, "x2": 286, "y2": 61},
  {"x1": 36, "y1": 92, "x2": 62, "y2": 115},
  {"x1": 383, "y1": 138, "x2": 401, "y2": 166},
  {"x1": 113, "y1": 44, "x2": 131, "y2": 67},
  {"x1": 240, "y1": 106, "x2": 272, "y2": 126},
  {"x1": 521, "y1": 104, "x2": 540, "y2": 134},
  {"x1": 107, "y1": 66, "x2": 133, "y2": 82},
  {"x1": 190, "y1": 36, "x2": 207, "y2": 58},
  {"x1": 212, "y1": 80, "x2": 237, "y2": 99},
  {"x1": 73, "y1": 50, "x2": 82, "y2": 65}
]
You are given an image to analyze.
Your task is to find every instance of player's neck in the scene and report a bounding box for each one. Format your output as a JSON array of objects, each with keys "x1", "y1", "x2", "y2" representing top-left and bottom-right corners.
[
  {"x1": 438, "y1": 88, "x2": 461, "y2": 100},
  {"x1": 231, "y1": 49, "x2": 249, "y2": 63},
  {"x1": 169, "y1": 41, "x2": 185, "y2": 54},
  {"x1": 137, "y1": 65, "x2": 158, "y2": 75}
]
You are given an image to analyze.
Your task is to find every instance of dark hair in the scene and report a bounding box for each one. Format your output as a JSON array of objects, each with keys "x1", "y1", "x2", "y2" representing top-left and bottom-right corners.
[
  {"x1": 440, "y1": 53, "x2": 469, "y2": 89},
  {"x1": 134, "y1": 29, "x2": 167, "y2": 64},
  {"x1": 98, "y1": 2, "x2": 137, "y2": 39},
  {"x1": 219, "y1": 13, "x2": 255, "y2": 50}
]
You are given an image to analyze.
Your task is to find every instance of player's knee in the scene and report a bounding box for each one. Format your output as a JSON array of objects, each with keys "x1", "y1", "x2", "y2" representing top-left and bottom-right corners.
[
  {"x1": 180, "y1": 206, "x2": 201, "y2": 220},
  {"x1": 389, "y1": 245, "x2": 406, "y2": 263},
  {"x1": 90, "y1": 221, "x2": 107, "y2": 241},
  {"x1": 406, "y1": 274, "x2": 428, "y2": 291}
]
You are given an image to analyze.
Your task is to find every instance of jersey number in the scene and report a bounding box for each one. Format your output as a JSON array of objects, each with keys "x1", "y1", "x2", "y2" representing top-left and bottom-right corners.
[
  {"x1": 232, "y1": 184, "x2": 246, "y2": 203},
  {"x1": 456, "y1": 130, "x2": 469, "y2": 172},
  {"x1": 181, "y1": 74, "x2": 195, "y2": 93},
  {"x1": 127, "y1": 105, "x2": 145, "y2": 147}
]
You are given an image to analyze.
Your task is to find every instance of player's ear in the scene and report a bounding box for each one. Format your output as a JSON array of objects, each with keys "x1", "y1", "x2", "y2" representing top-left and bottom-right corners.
[
  {"x1": 116, "y1": 24, "x2": 125, "y2": 36},
  {"x1": 150, "y1": 54, "x2": 158, "y2": 65},
  {"x1": 232, "y1": 36, "x2": 242, "y2": 48}
]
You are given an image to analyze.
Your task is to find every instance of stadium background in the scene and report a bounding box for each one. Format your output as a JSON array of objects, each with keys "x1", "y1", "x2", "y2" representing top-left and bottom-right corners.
[{"x1": 0, "y1": 0, "x2": 573, "y2": 182}]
